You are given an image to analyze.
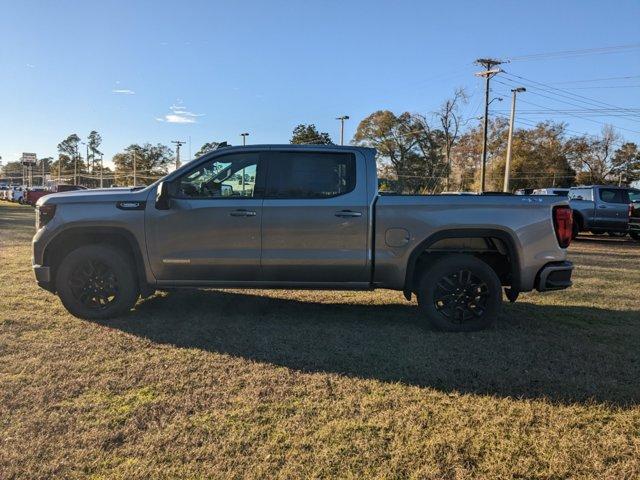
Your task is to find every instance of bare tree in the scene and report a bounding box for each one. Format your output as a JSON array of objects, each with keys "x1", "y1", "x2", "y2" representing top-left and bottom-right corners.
[
  {"x1": 566, "y1": 125, "x2": 622, "y2": 184},
  {"x1": 435, "y1": 88, "x2": 467, "y2": 190}
]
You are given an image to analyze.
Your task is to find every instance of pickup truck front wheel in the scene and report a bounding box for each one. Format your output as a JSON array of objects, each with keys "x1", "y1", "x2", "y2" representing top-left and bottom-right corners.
[
  {"x1": 417, "y1": 254, "x2": 502, "y2": 332},
  {"x1": 55, "y1": 245, "x2": 139, "y2": 320}
]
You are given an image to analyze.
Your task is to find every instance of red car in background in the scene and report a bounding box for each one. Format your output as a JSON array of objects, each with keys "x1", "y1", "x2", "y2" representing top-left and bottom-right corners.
[{"x1": 25, "y1": 184, "x2": 87, "y2": 206}]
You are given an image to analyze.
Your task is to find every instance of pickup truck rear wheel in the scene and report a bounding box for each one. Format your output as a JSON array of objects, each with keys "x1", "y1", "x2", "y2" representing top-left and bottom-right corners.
[
  {"x1": 55, "y1": 245, "x2": 139, "y2": 320},
  {"x1": 417, "y1": 254, "x2": 502, "y2": 332}
]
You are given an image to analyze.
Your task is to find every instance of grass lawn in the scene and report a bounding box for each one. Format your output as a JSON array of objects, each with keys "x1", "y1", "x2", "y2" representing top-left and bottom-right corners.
[{"x1": 1, "y1": 201, "x2": 639, "y2": 479}]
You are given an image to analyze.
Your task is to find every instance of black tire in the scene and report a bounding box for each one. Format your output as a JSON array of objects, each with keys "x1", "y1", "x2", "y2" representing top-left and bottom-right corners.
[
  {"x1": 417, "y1": 254, "x2": 502, "y2": 332},
  {"x1": 571, "y1": 220, "x2": 580, "y2": 240},
  {"x1": 56, "y1": 245, "x2": 139, "y2": 320},
  {"x1": 607, "y1": 231, "x2": 627, "y2": 238},
  {"x1": 630, "y1": 232, "x2": 640, "y2": 242}
]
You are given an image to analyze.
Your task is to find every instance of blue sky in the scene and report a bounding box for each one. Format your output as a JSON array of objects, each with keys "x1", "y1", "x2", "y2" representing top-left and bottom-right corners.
[{"x1": 1, "y1": 0, "x2": 639, "y2": 167}]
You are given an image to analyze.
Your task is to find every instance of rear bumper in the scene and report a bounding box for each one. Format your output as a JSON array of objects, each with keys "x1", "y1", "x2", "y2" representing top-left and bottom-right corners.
[{"x1": 536, "y1": 261, "x2": 573, "y2": 292}]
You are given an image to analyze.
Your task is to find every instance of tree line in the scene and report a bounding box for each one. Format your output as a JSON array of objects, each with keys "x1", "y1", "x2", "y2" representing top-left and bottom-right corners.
[{"x1": 3, "y1": 92, "x2": 638, "y2": 191}]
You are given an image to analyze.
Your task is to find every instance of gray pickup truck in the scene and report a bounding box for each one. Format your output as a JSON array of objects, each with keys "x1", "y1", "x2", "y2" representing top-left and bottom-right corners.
[
  {"x1": 33, "y1": 145, "x2": 574, "y2": 331},
  {"x1": 569, "y1": 185, "x2": 640, "y2": 238}
]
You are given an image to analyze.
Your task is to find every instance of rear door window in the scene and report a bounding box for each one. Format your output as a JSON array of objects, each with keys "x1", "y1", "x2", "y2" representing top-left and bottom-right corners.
[
  {"x1": 265, "y1": 152, "x2": 356, "y2": 199},
  {"x1": 599, "y1": 188, "x2": 625, "y2": 204}
]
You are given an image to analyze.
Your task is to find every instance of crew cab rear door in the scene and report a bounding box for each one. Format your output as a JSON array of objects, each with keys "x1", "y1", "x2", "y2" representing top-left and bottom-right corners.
[
  {"x1": 596, "y1": 187, "x2": 629, "y2": 230},
  {"x1": 260, "y1": 149, "x2": 370, "y2": 284},
  {"x1": 145, "y1": 151, "x2": 265, "y2": 282}
]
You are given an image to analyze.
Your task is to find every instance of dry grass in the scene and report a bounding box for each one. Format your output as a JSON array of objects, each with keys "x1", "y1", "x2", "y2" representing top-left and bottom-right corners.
[{"x1": 1, "y1": 202, "x2": 639, "y2": 479}]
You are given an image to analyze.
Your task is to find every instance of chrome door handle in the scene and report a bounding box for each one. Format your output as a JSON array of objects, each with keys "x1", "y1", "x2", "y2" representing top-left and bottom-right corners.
[
  {"x1": 598, "y1": 205, "x2": 607, "y2": 209},
  {"x1": 229, "y1": 209, "x2": 256, "y2": 217},
  {"x1": 335, "y1": 210, "x2": 362, "y2": 218}
]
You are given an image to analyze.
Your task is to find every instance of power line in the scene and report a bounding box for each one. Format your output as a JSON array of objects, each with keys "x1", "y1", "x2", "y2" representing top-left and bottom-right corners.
[
  {"x1": 507, "y1": 43, "x2": 640, "y2": 62},
  {"x1": 500, "y1": 72, "x2": 640, "y2": 118},
  {"x1": 552, "y1": 75, "x2": 640, "y2": 85},
  {"x1": 493, "y1": 79, "x2": 640, "y2": 133}
]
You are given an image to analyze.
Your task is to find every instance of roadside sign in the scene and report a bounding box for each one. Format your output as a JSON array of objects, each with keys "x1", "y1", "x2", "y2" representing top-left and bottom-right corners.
[{"x1": 21, "y1": 153, "x2": 37, "y2": 165}]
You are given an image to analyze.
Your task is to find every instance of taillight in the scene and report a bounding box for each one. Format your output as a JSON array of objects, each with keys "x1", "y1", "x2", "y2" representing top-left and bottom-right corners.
[
  {"x1": 37, "y1": 204, "x2": 56, "y2": 229},
  {"x1": 553, "y1": 205, "x2": 572, "y2": 248}
]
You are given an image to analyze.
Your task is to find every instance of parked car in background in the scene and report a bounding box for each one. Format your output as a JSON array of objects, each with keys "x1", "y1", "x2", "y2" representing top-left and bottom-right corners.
[
  {"x1": 629, "y1": 199, "x2": 640, "y2": 241},
  {"x1": 32, "y1": 144, "x2": 574, "y2": 332},
  {"x1": 25, "y1": 184, "x2": 87, "y2": 206},
  {"x1": 8, "y1": 185, "x2": 26, "y2": 203},
  {"x1": 514, "y1": 188, "x2": 534, "y2": 195},
  {"x1": 24, "y1": 187, "x2": 47, "y2": 205},
  {"x1": 532, "y1": 188, "x2": 569, "y2": 197},
  {"x1": 569, "y1": 185, "x2": 640, "y2": 238}
]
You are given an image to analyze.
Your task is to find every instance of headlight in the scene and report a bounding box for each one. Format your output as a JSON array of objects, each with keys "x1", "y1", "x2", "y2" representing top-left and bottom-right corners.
[{"x1": 36, "y1": 204, "x2": 56, "y2": 229}]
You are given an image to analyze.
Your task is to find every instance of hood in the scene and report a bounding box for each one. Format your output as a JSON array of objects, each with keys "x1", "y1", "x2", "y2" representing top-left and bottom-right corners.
[{"x1": 36, "y1": 186, "x2": 152, "y2": 207}]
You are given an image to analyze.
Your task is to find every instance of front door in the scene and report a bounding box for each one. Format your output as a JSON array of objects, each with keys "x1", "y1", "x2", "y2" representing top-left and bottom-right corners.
[
  {"x1": 260, "y1": 150, "x2": 370, "y2": 283},
  {"x1": 146, "y1": 151, "x2": 265, "y2": 282}
]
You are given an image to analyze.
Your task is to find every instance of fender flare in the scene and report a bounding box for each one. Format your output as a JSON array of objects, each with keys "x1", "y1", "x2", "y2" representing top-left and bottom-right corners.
[
  {"x1": 403, "y1": 228, "x2": 522, "y2": 296},
  {"x1": 43, "y1": 225, "x2": 150, "y2": 292}
]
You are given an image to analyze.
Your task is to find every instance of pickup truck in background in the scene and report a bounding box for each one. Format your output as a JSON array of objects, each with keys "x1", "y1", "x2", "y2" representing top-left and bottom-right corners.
[
  {"x1": 32, "y1": 145, "x2": 574, "y2": 332},
  {"x1": 532, "y1": 188, "x2": 569, "y2": 197},
  {"x1": 569, "y1": 185, "x2": 640, "y2": 238}
]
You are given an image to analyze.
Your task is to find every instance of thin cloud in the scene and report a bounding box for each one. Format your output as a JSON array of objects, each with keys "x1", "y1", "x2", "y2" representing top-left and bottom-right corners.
[
  {"x1": 112, "y1": 89, "x2": 135, "y2": 95},
  {"x1": 157, "y1": 103, "x2": 204, "y2": 123},
  {"x1": 26, "y1": 63, "x2": 35, "y2": 68}
]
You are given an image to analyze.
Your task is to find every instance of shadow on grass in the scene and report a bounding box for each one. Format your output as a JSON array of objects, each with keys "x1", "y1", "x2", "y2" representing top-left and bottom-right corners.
[{"x1": 97, "y1": 289, "x2": 640, "y2": 407}]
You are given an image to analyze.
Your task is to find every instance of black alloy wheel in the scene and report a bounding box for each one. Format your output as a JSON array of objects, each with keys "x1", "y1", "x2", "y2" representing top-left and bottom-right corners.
[
  {"x1": 56, "y1": 245, "x2": 139, "y2": 320},
  {"x1": 417, "y1": 254, "x2": 502, "y2": 332}
]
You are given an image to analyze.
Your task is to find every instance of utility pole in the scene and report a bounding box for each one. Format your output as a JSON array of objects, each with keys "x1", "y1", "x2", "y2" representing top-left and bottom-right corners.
[
  {"x1": 41, "y1": 158, "x2": 45, "y2": 186},
  {"x1": 239, "y1": 133, "x2": 250, "y2": 194},
  {"x1": 99, "y1": 153, "x2": 104, "y2": 188},
  {"x1": 475, "y1": 58, "x2": 505, "y2": 192},
  {"x1": 503, "y1": 87, "x2": 526, "y2": 193},
  {"x1": 336, "y1": 116, "x2": 349, "y2": 145},
  {"x1": 132, "y1": 149, "x2": 137, "y2": 187},
  {"x1": 172, "y1": 140, "x2": 185, "y2": 169},
  {"x1": 84, "y1": 142, "x2": 89, "y2": 176}
]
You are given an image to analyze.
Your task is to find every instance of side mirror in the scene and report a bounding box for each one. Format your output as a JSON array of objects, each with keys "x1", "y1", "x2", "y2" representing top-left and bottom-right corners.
[{"x1": 155, "y1": 181, "x2": 171, "y2": 210}]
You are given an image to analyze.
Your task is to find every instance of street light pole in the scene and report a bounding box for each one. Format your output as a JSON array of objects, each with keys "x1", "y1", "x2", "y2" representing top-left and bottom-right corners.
[
  {"x1": 100, "y1": 153, "x2": 104, "y2": 188},
  {"x1": 336, "y1": 116, "x2": 349, "y2": 145},
  {"x1": 74, "y1": 145, "x2": 79, "y2": 185},
  {"x1": 503, "y1": 87, "x2": 526, "y2": 193}
]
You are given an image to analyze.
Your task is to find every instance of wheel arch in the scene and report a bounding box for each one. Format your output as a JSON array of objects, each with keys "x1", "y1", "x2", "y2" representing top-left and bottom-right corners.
[
  {"x1": 42, "y1": 226, "x2": 149, "y2": 294},
  {"x1": 403, "y1": 228, "x2": 521, "y2": 299}
]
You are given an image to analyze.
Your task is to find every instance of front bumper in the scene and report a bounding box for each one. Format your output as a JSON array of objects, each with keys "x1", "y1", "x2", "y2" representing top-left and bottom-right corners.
[
  {"x1": 33, "y1": 265, "x2": 53, "y2": 292},
  {"x1": 536, "y1": 261, "x2": 573, "y2": 292},
  {"x1": 629, "y1": 221, "x2": 640, "y2": 233}
]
